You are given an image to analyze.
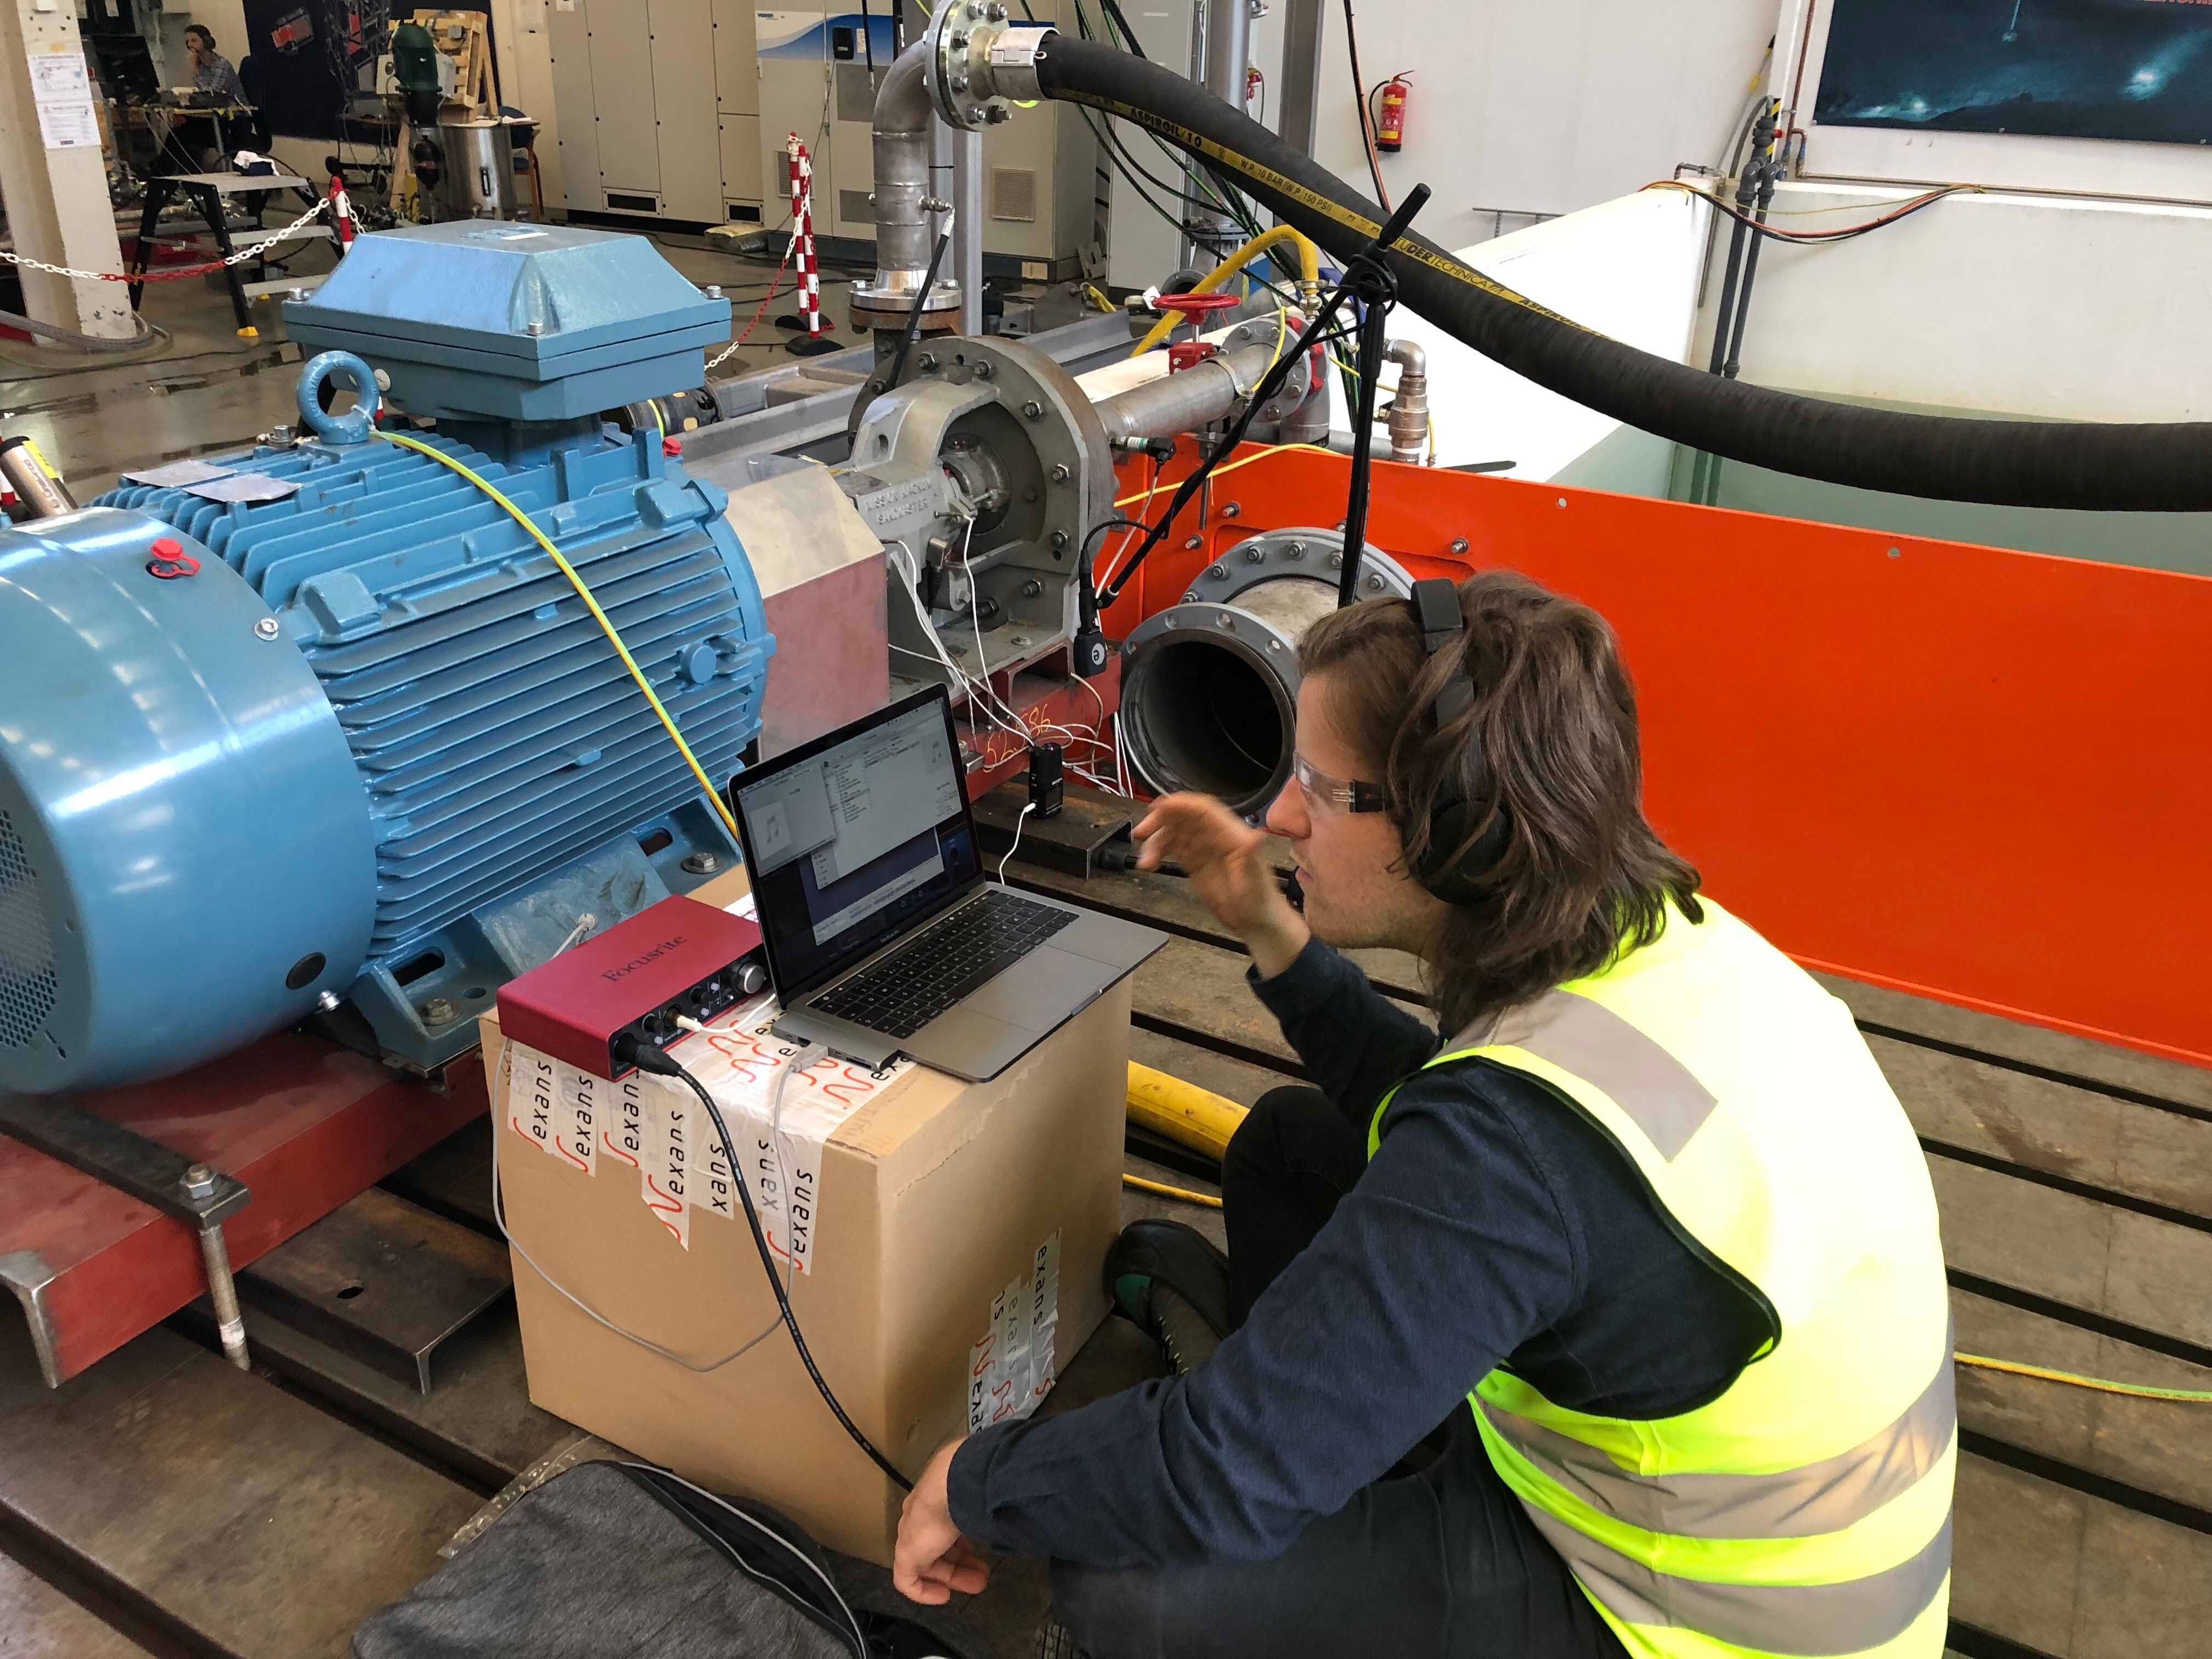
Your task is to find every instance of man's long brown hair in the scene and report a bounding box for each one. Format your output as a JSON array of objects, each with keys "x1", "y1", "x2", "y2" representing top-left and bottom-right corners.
[{"x1": 1299, "y1": 570, "x2": 1701, "y2": 1037}]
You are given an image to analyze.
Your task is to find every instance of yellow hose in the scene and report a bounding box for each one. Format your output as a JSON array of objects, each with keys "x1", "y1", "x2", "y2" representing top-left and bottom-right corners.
[
  {"x1": 1130, "y1": 227, "x2": 1323, "y2": 358},
  {"x1": 374, "y1": 430, "x2": 744, "y2": 845},
  {"x1": 1124, "y1": 1173, "x2": 1223, "y2": 1210},
  {"x1": 1128, "y1": 1062, "x2": 1249, "y2": 1162}
]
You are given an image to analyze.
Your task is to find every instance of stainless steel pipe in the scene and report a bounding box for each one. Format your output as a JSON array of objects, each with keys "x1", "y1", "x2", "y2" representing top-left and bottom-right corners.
[
  {"x1": 1091, "y1": 343, "x2": 1279, "y2": 444},
  {"x1": 0, "y1": 438, "x2": 75, "y2": 518}
]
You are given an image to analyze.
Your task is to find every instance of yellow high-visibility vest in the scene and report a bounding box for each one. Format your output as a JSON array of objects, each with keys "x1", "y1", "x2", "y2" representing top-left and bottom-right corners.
[{"x1": 1369, "y1": 898, "x2": 1953, "y2": 1659}]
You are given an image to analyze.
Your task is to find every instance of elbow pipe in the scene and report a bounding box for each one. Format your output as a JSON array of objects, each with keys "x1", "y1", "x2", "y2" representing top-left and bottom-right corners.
[
  {"x1": 1013, "y1": 34, "x2": 2212, "y2": 512},
  {"x1": 856, "y1": 42, "x2": 957, "y2": 315},
  {"x1": 1384, "y1": 339, "x2": 1429, "y2": 465}
]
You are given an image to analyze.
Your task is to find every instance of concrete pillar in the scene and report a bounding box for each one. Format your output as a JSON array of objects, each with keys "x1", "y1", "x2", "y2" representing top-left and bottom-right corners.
[{"x1": 0, "y1": 0, "x2": 132, "y2": 339}]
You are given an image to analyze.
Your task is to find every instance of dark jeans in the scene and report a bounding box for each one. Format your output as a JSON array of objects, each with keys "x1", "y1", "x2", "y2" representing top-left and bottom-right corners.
[{"x1": 1051, "y1": 1086, "x2": 1629, "y2": 1659}]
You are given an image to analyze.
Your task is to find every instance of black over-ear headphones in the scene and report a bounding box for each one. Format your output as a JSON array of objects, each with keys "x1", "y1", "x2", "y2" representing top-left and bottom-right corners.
[{"x1": 1409, "y1": 578, "x2": 1509, "y2": 902}]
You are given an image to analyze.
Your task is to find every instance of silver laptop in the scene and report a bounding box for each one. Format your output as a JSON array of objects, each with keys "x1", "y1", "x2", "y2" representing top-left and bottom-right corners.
[{"x1": 726, "y1": 687, "x2": 1166, "y2": 1081}]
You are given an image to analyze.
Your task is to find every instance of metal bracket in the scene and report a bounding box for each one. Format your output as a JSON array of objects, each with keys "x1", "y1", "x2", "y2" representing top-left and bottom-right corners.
[
  {"x1": 0, "y1": 1094, "x2": 254, "y2": 1371},
  {"x1": 0, "y1": 1250, "x2": 61, "y2": 1389}
]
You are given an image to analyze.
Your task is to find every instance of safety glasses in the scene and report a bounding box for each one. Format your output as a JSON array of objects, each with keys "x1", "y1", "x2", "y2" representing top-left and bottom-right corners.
[{"x1": 1291, "y1": 752, "x2": 1387, "y2": 815}]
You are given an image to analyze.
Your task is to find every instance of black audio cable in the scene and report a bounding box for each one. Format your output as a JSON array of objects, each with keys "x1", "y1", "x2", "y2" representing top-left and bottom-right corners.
[{"x1": 612, "y1": 1034, "x2": 915, "y2": 1493}]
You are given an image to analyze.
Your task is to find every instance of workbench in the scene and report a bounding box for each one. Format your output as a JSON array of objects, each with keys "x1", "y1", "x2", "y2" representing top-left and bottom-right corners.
[{"x1": 4, "y1": 837, "x2": 2208, "y2": 1657}]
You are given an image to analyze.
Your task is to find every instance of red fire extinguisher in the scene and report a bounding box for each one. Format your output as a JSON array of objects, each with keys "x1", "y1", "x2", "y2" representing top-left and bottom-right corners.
[{"x1": 1375, "y1": 74, "x2": 1413, "y2": 153}]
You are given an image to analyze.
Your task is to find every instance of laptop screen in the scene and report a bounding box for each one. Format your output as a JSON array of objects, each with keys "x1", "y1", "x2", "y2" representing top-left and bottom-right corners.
[{"x1": 729, "y1": 689, "x2": 981, "y2": 1000}]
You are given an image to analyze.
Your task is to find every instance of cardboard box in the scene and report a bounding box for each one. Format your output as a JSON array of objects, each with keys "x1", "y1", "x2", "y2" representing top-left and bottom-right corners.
[{"x1": 482, "y1": 874, "x2": 1128, "y2": 1565}]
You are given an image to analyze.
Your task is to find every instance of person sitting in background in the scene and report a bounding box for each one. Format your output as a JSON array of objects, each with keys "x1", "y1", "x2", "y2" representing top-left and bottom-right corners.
[
  {"x1": 183, "y1": 25, "x2": 246, "y2": 103},
  {"x1": 892, "y1": 570, "x2": 1956, "y2": 1659}
]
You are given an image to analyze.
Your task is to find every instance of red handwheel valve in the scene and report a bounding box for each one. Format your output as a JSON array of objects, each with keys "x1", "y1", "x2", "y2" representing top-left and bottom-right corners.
[{"x1": 1151, "y1": 290, "x2": 1242, "y2": 374}]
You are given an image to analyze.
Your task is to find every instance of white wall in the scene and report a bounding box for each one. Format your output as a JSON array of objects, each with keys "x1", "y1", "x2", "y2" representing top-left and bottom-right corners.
[
  {"x1": 1713, "y1": 181, "x2": 2212, "y2": 422},
  {"x1": 1308, "y1": 0, "x2": 1776, "y2": 239}
]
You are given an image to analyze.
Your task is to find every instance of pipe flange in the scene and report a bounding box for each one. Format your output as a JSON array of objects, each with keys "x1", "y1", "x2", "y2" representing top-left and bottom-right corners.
[
  {"x1": 928, "y1": 7, "x2": 1051, "y2": 130},
  {"x1": 1187, "y1": 528, "x2": 1413, "y2": 604},
  {"x1": 1119, "y1": 601, "x2": 1302, "y2": 805},
  {"x1": 1220, "y1": 319, "x2": 1318, "y2": 425},
  {"x1": 1122, "y1": 600, "x2": 1301, "y2": 668}
]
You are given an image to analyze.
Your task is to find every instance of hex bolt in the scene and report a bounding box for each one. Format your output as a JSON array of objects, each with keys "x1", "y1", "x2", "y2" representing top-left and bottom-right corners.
[
  {"x1": 180, "y1": 1164, "x2": 218, "y2": 1199},
  {"x1": 1022, "y1": 579, "x2": 1042, "y2": 597},
  {"x1": 1183, "y1": 591, "x2": 1198, "y2": 602},
  {"x1": 198, "y1": 1221, "x2": 250, "y2": 1371},
  {"x1": 1011, "y1": 634, "x2": 1030, "y2": 646},
  {"x1": 287, "y1": 286, "x2": 308, "y2": 302},
  {"x1": 986, "y1": 105, "x2": 1011, "y2": 125},
  {"x1": 681, "y1": 851, "x2": 723, "y2": 874},
  {"x1": 1328, "y1": 551, "x2": 1344, "y2": 569},
  {"x1": 1050, "y1": 462, "x2": 1071, "y2": 483},
  {"x1": 1184, "y1": 535, "x2": 1204, "y2": 550},
  {"x1": 525, "y1": 320, "x2": 548, "y2": 336},
  {"x1": 1023, "y1": 400, "x2": 1044, "y2": 420},
  {"x1": 1367, "y1": 574, "x2": 1385, "y2": 591},
  {"x1": 317, "y1": 990, "x2": 341, "y2": 1013},
  {"x1": 1451, "y1": 537, "x2": 1471, "y2": 554},
  {"x1": 1244, "y1": 545, "x2": 1266, "y2": 563},
  {"x1": 966, "y1": 106, "x2": 986, "y2": 124},
  {"x1": 419, "y1": 996, "x2": 459, "y2": 1026},
  {"x1": 1286, "y1": 540, "x2": 1307, "y2": 558},
  {"x1": 704, "y1": 284, "x2": 723, "y2": 300},
  {"x1": 966, "y1": 0, "x2": 984, "y2": 16},
  {"x1": 254, "y1": 618, "x2": 281, "y2": 641},
  {"x1": 1207, "y1": 563, "x2": 1227, "y2": 579},
  {"x1": 974, "y1": 362, "x2": 994, "y2": 380},
  {"x1": 1221, "y1": 503, "x2": 1241, "y2": 519},
  {"x1": 950, "y1": 31, "x2": 969, "y2": 49},
  {"x1": 950, "y1": 74, "x2": 969, "y2": 92},
  {"x1": 1215, "y1": 614, "x2": 1234, "y2": 629},
  {"x1": 1049, "y1": 529, "x2": 1070, "y2": 549},
  {"x1": 988, "y1": 2, "x2": 1008, "y2": 17},
  {"x1": 917, "y1": 352, "x2": 938, "y2": 371},
  {"x1": 1268, "y1": 639, "x2": 1283, "y2": 653}
]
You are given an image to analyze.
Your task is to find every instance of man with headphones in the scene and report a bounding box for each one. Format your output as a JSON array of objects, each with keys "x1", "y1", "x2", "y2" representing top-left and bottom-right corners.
[{"x1": 894, "y1": 572, "x2": 1953, "y2": 1659}]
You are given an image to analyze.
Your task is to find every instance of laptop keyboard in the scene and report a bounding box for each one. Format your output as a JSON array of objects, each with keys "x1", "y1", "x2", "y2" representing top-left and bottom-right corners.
[{"x1": 809, "y1": 890, "x2": 1078, "y2": 1039}]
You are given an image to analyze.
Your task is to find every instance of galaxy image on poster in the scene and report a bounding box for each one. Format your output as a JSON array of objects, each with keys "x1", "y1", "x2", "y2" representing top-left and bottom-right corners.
[{"x1": 1815, "y1": 0, "x2": 2212, "y2": 145}]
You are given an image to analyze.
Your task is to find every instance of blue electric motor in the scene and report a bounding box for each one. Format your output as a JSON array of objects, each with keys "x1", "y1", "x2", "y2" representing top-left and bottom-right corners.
[{"x1": 0, "y1": 223, "x2": 774, "y2": 1093}]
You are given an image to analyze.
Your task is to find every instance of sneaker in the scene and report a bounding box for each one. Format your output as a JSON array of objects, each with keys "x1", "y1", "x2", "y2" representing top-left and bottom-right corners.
[{"x1": 1103, "y1": 1220, "x2": 1232, "y2": 1357}]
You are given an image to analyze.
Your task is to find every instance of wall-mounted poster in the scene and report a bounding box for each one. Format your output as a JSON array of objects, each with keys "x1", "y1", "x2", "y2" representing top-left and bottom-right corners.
[{"x1": 1815, "y1": 0, "x2": 2212, "y2": 145}]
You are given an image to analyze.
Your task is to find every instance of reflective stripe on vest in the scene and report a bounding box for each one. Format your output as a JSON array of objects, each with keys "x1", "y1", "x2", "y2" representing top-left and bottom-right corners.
[
  {"x1": 1367, "y1": 899, "x2": 1954, "y2": 1659},
  {"x1": 1472, "y1": 1339, "x2": 1955, "y2": 1542}
]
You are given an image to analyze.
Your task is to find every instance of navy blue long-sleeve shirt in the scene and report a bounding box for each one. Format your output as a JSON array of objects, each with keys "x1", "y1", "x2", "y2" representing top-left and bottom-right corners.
[{"x1": 945, "y1": 939, "x2": 1772, "y2": 1568}]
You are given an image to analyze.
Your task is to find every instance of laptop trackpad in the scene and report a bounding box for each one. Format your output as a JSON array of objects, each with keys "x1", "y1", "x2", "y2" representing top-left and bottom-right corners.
[{"x1": 959, "y1": 945, "x2": 1111, "y2": 1031}]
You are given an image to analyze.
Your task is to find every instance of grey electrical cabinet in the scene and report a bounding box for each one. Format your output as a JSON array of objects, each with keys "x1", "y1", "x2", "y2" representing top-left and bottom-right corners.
[{"x1": 551, "y1": 0, "x2": 1098, "y2": 278}]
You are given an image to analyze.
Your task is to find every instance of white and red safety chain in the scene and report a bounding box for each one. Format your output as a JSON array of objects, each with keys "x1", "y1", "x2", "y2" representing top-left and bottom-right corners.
[
  {"x1": 787, "y1": 133, "x2": 828, "y2": 345},
  {"x1": 705, "y1": 154, "x2": 810, "y2": 369},
  {"x1": 0, "y1": 198, "x2": 328, "y2": 284}
]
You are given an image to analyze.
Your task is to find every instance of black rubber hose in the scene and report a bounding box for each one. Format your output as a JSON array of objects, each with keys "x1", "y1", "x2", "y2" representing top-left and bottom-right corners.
[{"x1": 1031, "y1": 36, "x2": 2212, "y2": 512}]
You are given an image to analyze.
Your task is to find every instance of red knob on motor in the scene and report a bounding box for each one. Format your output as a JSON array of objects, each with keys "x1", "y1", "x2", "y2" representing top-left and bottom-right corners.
[{"x1": 146, "y1": 537, "x2": 201, "y2": 580}]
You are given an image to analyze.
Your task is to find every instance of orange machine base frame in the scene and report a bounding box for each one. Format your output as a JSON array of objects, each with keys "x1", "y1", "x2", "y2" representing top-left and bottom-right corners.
[{"x1": 1108, "y1": 445, "x2": 2212, "y2": 1072}]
